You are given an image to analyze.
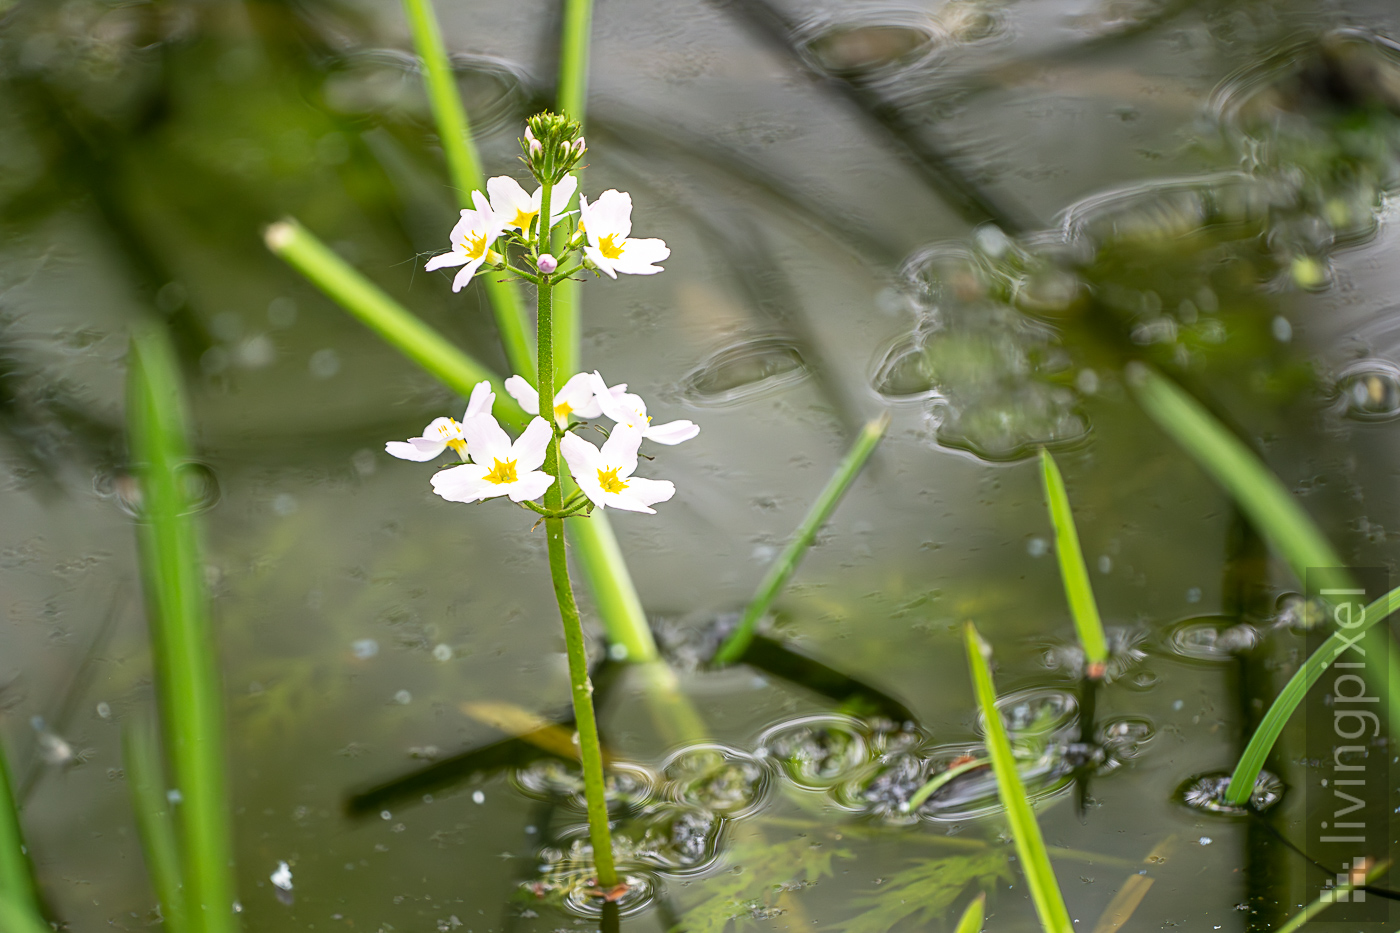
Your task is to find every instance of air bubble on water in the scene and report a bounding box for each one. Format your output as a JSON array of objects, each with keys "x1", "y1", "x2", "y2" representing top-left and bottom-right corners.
[
  {"x1": 95, "y1": 702, "x2": 111, "y2": 719},
  {"x1": 1272, "y1": 316, "x2": 1293, "y2": 342},
  {"x1": 393, "y1": 690, "x2": 412, "y2": 704},
  {"x1": 1186, "y1": 587, "x2": 1202, "y2": 603},
  {"x1": 272, "y1": 493, "x2": 298, "y2": 516},
  {"x1": 1097, "y1": 555, "x2": 1112, "y2": 574},
  {"x1": 271, "y1": 860, "x2": 293, "y2": 890},
  {"x1": 352, "y1": 639, "x2": 379, "y2": 659},
  {"x1": 1097, "y1": 717, "x2": 1155, "y2": 759},
  {"x1": 168, "y1": 789, "x2": 183, "y2": 805},
  {"x1": 432, "y1": 643, "x2": 452, "y2": 661},
  {"x1": 309, "y1": 348, "x2": 341, "y2": 379},
  {"x1": 472, "y1": 790, "x2": 485, "y2": 804},
  {"x1": 1335, "y1": 361, "x2": 1400, "y2": 421},
  {"x1": 1027, "y1": 537, "x2": 1048, "y2": 557},
  {"x1": 1199, "y1": 836, "x2": 1212, "y2": 845},
  {"x1": 1169, "y1": 618, "x2": 1259, "y2": 660},
  {"x1": 607, "y1": 642, "x2": 629, "y2": 661}
]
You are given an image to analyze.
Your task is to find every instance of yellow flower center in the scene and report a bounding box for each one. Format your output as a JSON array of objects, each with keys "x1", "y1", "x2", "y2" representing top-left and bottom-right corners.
[
  {"x1": 554, "y1": 401, "x2": 573, "y2": 421},
  {"x1": 597, "y1": 233, "x2": 625, "y2": 260},
  {"x1": 510, "y1": 208, "x2": 539, "y2": 234},
  {"x1": 434, "y1": 420, "x2": 468, "y2": 458},
  {"x1": 447, "y1": 439, "x2": 468, "y2": 458},
  {"x1": 597, "y1": 466, "x2": 629, "y2": 494},
  {"x1": 460, "y1": 230, "x2": 489, "y2": 260},
  {"x1": 483, "y1": 458, "x2": 519, "y2": 485}
]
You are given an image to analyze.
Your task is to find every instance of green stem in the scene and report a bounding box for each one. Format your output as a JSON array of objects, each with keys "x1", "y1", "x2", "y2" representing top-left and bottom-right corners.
[
  {"x1": 264, "y1": 219, "x2": 527, "y2": 429},
  {"x1": 904, "y1": 757, "x2": 989, "y2": 813},
  {"x1": 1040, "y1": 450, "x2": 1109, "y2": 673},
  {"x1": 400, "y1": 0, "x2": 535, "y2": 380},
  {"x1": 123, "y1": 718, "x2": 187, "y2": 933},
  {"x1": 0, "y1": 736, "x2": 41, "y2": 919},
  {"x1": 536, "y1": 178, "x2": 617, "y2": 890},
  {"x1": 552, "y1": 0, "x2": 593, "y2": 383},
  {"x1": 0, "y1": 897, "x2": 50, "y2": 933},
  {"x1": 714, "y1": 413, "x2": 889, "y2": 665},
  {"x1": 127, "y1": 327, "x2": 236, "y2": 933}
]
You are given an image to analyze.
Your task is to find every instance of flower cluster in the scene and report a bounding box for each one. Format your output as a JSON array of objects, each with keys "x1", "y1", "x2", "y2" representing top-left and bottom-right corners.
[{"x1": 388, "y1": 372, "x2": 698, "y2": 515}]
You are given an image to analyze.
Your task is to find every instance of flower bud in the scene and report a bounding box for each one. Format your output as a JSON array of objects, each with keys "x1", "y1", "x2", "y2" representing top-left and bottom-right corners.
[
  {"x1": 573, "y1": 138, "x2": 587, "y2": 156},
  {"x1": 520, "y1": 111, "x2": 586, "y2": 184},
  {"x1": 537, "y1": 253, "x2": 558, "y2": 274}
]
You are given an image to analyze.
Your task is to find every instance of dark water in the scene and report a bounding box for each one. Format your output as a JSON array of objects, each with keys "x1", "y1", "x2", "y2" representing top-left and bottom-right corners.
[{"x1": 3, "y1": 0, "x2": 1400, "y2": 930}]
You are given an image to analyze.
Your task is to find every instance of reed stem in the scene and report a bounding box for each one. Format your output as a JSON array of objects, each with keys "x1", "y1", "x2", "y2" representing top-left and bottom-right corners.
[
  {"x1": 536, "y1": 178, "x2": 617, "y2": 889},
  {"x1": 123, "y1": 718, "x2": 187, "y2": 933},
  {"x1": 400, "y1": 0, "x2": 535, "y2": 380},
  {"x1": 714, "y1": 413, "x2": 889, "y2": 665},
  {"x1": 550, "y1": 0, "x2": 593, "y2": 383},
  {"x1": 0, "y1": 736, "x2": 42, "y2": 920},
  {"x1": 1039, "y1": 450, "x2": 1109, "y2": 677},
  {"x1": 127, "y1": 327, "x2": 236, "y2": 933}
]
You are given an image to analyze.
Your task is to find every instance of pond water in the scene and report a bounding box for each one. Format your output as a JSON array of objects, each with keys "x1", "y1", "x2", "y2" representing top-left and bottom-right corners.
[{"x1": 2, "y1": 0, "x2": 1400, "y2": 931}]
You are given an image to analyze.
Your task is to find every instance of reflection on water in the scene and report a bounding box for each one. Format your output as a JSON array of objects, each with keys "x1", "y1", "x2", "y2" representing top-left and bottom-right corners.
[{"x1": 678, "y1": 336, "x2": 809, "y2": 407}]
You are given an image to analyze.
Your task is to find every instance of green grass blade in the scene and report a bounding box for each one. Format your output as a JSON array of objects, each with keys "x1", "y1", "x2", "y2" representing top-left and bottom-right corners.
[
  {"x1": 964, "y1": 623, "x2": 1073, "y2": 933},
  {"x1": 400, "y1": 0, "x2": 534, "y2": 380},
  {"x1": 714, "y1": 413, "x2": 890, "y2": 665},
  {"x1": 264, "y1": 219, "x2": 527, "y2": 428},
  {"x1": 1276, "y1": 858, "x2": 1389, "y2": 933},
  {"x1": 1225, "y1": 584, "x2": 1400, "y2": 803},
  {"x1": 954, "y1": 892, "x2": 986, "y2": 933},
  {"x1": 1040, "y1": 450, "x2": 1109, "y2": 674},
  {"x1": 127, "y1": 326, "x2": 236, "y2": 933},
  {"x1": 550, "y1": 0, "x2": 593, "y2": 385},
  {"x1": 905, "y1": 756, "x2": 988, "y2": 813},
  {"x1": 0, "y1": 896, "x2": 51, "y2": 933},
  {"x1": 1127, "y1": 363, "x2": 1348, "y2": 587},
  {"x1": 568, "y1": 509, "x2": 658, "y2": 662},
  {"x1": 123, "y1": 718, "x2": 187, "y2": 933},
  {"x1": 0, "y1": 738, "x2": 41, "y2": 919}
]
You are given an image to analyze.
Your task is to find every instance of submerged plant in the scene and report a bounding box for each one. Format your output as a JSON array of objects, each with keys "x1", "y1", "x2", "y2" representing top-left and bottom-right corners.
[{"x1": 380, "y1": 112, "x2": 697, "y2": 895}]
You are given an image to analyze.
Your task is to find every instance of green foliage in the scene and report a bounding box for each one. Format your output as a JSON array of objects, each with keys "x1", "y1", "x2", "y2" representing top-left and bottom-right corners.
[
  {"x1": 841, "y1": 851, "x2": 1007, "y2": 933},
  {"x1": 1039, "y1": 450, "x2": 1108, "y2": 673},
  {"x1": 954, "y1": 893, "x2": 986, "y2": 933},
  {"x1": 676, "y1": 831, "x2": 854, "y2": 933},
  {"x1": 0, "y1": 736, "x2": 42, "y2": 925}
]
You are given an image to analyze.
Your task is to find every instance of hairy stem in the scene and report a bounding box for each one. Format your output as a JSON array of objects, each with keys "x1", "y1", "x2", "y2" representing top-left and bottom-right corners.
[{"x1": 536, "y1": 177, "x2": 618, "y2": 888}]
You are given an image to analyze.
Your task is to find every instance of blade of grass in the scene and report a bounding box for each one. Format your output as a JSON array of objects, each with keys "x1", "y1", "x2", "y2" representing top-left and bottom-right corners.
[
  {"x1": 964, "y1": 623, "x2": 1073, "y2": 933},
  {"x1": 1040, "y1": 450, "x2": 1109, "y2": 677},
  {"x1": 400, "y1": 0, "x2": 535, "y2": 381},
  {"x1": 266, "y1": 220, "x2": 657, "y2": 660},
  {"x1": 714, "y1": 413, "x2": 890, "y2": 665},
  {"x1": 0, "y1": 738, "x2": 41, "y2": 920},
  {"x1": 127, "y1": 326, "x2": 236, "y2": 933},
  {"x1": 1225, "y1": 584, "x2": 1400, "y2": 804},
  {"x1": 0, "y1": 897, "x2": 50, "y2": 933},
  {"x1": 1276, "y1": 858, "x2": 1390, "y2": 933},
  {"x1": 905, "y1": 756, "x2": 988, "y2": 813},
  {"x1": 264, "y1": 219, "x2": 527, "y2": 429},
  {"x1": 1128, "y1": 363, "x2": 1400, "y2": 802},
  {"x1": 953, "y1": 892, "x2": 986, "y2": 933},
  {"x1": 123, "y1": 718, "x2": 186, "y2": 933}
]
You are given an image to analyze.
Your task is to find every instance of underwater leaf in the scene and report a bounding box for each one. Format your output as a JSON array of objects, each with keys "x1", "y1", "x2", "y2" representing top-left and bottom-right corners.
[
  {"x1": 840, "y1": 850, "x2": 1008, "y2": 933},
  {"x1": 955, "y1": 892, "x2": 987, "y2": 933},
  {"x1": 676, "y1": 830, "x2": 855, "y2": 933}
]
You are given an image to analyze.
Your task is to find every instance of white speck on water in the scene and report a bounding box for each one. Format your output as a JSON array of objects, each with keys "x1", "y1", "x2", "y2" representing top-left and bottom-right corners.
[
  {"x1": 1027, "y1": 537, "x2": 1048, "y2": 557},
  {"x1": 607, "y1": 642, "x2": 629, "y2": 660},
  {"x1": 352, "y1": 639, "x2": 379, "y2": 659},
  {"x1": 1172, "y1": 700, "x2": 1184, "y2": 711},
  {"x1": 524, "y1": 825, "x2": 537, "y2": 834},
  {"x1": 1097, "y1": 555, "x2": 1112, "y2": 574},
  {"x1": 380, "y1": 810, "x2": 391, "y2": 820},
  {"x1": 167, "y1": 789, "x2": 183, "y2": 804},
  {"x1": 472, "y1": 790, "x2": 485, "y2": 805},
  {"x1": 393, "y1": 690, "x2": 412, "y2": 705},
  {"x1": 1076, "y1": 369, "x2": 1099, "y2": 395},
  {"x1": 1199, "y1": 836, "x2": 1212, "y2": 846},
  {"x1": 432, "y1": 643, "x2": 452, "y2": 661},
  {"x1": 1271, "y1": 316, "x2": 1292, "y2": 342},
  {"x1": 271, "y1": 861, "x2": 293, "y2": 891},
  {"x1": 751, "y1": 544, "x2": 777, "y2": 563},
  {"x1": 95, "y1": 702, "x2": 111, "y2": 719},
  {"x1": 272, "y1": 493, "x2": 298, "y2": 516},
  {"x1": 1187, "y1": 587, "x2": 1202, "y2": 603},
  {"x1": 309, "y1": 348, "x2": 341, "y2": 379}
]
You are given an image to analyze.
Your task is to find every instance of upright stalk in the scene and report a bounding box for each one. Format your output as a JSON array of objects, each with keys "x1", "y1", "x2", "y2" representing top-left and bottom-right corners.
[
  {"x1": 535, "y1": 177, "x2": 617, "y2": 889},
  {"x1": 551, "y1": 0, "x2": 594, "y2": 382},
  {"x1": 0, "y1": 736, "x2": 42, "y2": 919}
]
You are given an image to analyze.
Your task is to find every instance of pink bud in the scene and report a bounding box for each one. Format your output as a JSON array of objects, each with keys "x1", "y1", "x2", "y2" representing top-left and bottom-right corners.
[
  {"x1": 537, "y1": 254, "x2": 558, "y2": 274},
  {"x1": 573, "y1": 138, "x2": 586, "y2": 156}
]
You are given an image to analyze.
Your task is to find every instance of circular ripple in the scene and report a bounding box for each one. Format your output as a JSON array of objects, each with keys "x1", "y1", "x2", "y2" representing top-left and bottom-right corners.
[
  {"x1": 511, "y1": 759, "x2": 659, "y2": 812},
  {"x1": 661, "y1": 744, "x2": 769, "y2": 817},
  {"x1": 1179, "y1": 770, "x2": 1284, "y2": 814},
  {"x1": 756, "y1": 715, "x2": 873, "y2": 790},
  {"x1": 978, "y1": 688, "x2": 1078, "y2": 739},
  {"x1": 1335, "y1": 361, "x2": 1400, "y2": 422},
  {"x1": 1168, "y1": 618, "x2": 1260, "y2": 661}
]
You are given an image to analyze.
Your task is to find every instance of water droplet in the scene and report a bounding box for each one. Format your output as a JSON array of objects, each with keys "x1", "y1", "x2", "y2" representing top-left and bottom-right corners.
[
  {"x1": 679, "y1": 337, "x2": 808, "y2": 407},
  {"x1": 432, "y1": 643, "x2": 452, "y2": 661},
  {"x1": 471, "y1": 790, "x2": 485, "y2": 804}
]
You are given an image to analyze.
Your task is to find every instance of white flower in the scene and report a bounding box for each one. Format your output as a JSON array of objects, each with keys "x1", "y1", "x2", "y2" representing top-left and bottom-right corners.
[
  {"x1": 430, "y1": 416, "x2": 556, "y2": 504},
  {"x1": 578, "y1": 190, "x2": 670, "y2": 278},
  {"x1": 385, "y1": 381, "x2": 495, "y2": 462},
  {"x1": 561, "y1": 426, "x2": 675, "y2": 514},
  {"x1": 425, "y1": 192, "x2": 506, "y2": 292},
  {"x1": 587, "y1": 372, "x2": 699, "y2": 445},
  {"x1": 487, "y1": 175, "x2": 578, "y2": 240},
  {"x1": 504, "y1": 372, "x2": 614, "y2": 426}
]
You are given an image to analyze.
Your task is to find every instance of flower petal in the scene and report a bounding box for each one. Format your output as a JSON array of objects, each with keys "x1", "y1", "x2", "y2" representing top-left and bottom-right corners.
[
  {"x1": 591, "y1": 189, "x2": 633, "y2": 240},
  {"x1": 430, "y1": 464, "x2": 493, "y2": 502},
  {"x1": 645, "y1": 419, "x2": 699, "y2": 445},
  {"x1": 461, "y1": 413, "x2": 513, "y2": 464},
  {"x1": 620, "y1": 476, "x2": 675, "y2": 508},
  {"x1": 451, "y1": 256, "x2": 487, "y2": 292},
  {"x1": 556, "y1": 372, "x2": 597, "y2": 416},
  {"x1": 613, "y1": 237, "x2": 669, "y2": 275},
  {"x1": 512, "y1": 417, "x2": 554, "y2": 473},
  {"x1": 503, "y1": 375, "x2": 540, "y2": 415},
  {"x1": 600, "y1": 424, "x2": 643, "y2": 478},
  {"x1": 386, "y1": 440, "x2": 443, "y2": 462},
  {"x1": 425, "y1": 250, "x2": 468, "y2": 272},
  {"x1": 487, "y1": 175, "x2": 530, "y2": 215},
  {"x1": 505, "y1": 470, "x2": 555, "y2": 502},
  {"x1": 560, "y1": 432, "x2": 605, "y2": 505},
  {"x1": 465, "y1": 381, "x2": 496, "y2": 418},
  {"x1": 549, "y1": 175, "x2": 579, "y2": 222},
  {"x1": 583, "y1": 245, "x2": 618, "y2": 279}
]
